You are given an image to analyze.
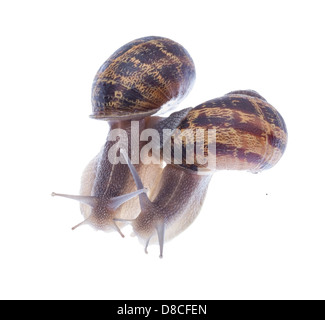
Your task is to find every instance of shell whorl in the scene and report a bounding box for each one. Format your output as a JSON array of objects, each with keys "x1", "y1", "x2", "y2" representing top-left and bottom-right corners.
[
  {"x1": 172, "y1": 90, "x2": 288, "y2": 173},
  {"x1": 91, "y1": 36, "x2": 196, "y2": 121}
]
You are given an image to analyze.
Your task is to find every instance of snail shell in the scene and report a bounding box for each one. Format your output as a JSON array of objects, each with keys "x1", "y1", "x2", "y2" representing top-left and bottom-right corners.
[
  {"x1": 91, "y1": 36, "x2": 196, "y2": 121},
  {"x1": 173, "y1": 90, "x2": 288, "y2": 173}
]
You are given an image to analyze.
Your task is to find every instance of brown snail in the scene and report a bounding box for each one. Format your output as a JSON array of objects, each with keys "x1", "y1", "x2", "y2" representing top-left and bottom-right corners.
[
  {"x1": 116, "y1": 90, "x2": 288, "y2": 257},
  {"x1": 52, "y1": 36, "x2": 196, "y2": 235}
]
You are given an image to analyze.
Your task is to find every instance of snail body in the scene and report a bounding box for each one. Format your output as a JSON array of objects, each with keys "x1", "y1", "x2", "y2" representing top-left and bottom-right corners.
[
  {"x1": 52, "y1": 36, "x2": 196, "y2": 235},
  {"x1": 119, "y1": 90, "x2": 287, "y2": 257}
]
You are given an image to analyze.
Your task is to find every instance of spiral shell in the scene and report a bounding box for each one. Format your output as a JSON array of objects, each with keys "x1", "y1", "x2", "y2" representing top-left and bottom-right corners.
[
  {"x1": 91, "y1": 36, "x2": 196, "y2": 121},
  {"x1": 173, "y1": 90, "x2": 288, "y2": 173}
]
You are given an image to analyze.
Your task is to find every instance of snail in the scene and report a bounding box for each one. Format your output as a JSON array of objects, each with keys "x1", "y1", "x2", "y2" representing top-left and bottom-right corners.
[
  {"x1": 52, "y1": 36, "x2": 196, "y2": 236},
  {"x1": 116, "y1": 90, "x2": 288, "y2": 257}
]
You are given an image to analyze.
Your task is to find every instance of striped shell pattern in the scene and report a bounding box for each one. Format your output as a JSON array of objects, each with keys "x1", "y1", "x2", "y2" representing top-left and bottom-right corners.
[
  {"x1": 91, "y1": 36, "x2": 196, "y2": 120},
  {"x1": 173, "y1": 90, "x2": 288, "y2": 173}
]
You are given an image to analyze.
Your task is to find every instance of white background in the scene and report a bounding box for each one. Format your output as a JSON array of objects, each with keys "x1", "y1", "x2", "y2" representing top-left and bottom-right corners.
[{"x1": 0, "y1": 0, "x2": 324, "y2": 300}]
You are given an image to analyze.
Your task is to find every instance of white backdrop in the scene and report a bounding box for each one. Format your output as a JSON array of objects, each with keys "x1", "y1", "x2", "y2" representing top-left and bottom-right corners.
[{"x1": 0, "y1": 0, "x2": 324, "y2": 300}]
